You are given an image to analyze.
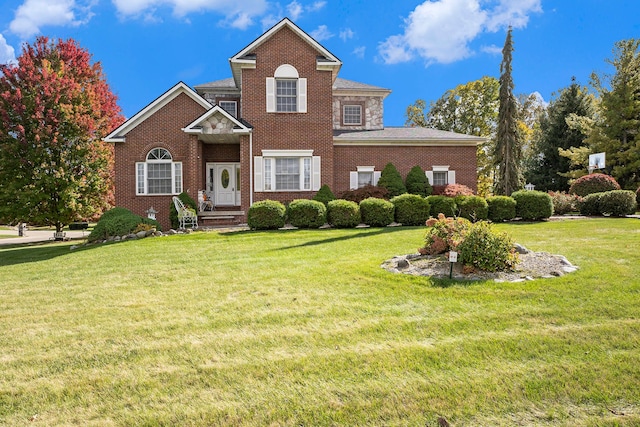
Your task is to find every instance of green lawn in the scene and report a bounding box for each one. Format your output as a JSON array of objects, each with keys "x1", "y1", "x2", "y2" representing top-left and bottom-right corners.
[{"x1": 0, "y1": 219, "x2": 638, "y2": 426}]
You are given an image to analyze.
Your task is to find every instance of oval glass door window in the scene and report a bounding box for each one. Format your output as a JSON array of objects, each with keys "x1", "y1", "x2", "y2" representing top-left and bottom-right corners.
[{"x1": 221, "y1": 169, "x2": 230, "y2": 189}]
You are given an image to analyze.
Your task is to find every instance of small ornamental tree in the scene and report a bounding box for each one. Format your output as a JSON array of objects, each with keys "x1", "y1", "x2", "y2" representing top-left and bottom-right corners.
[
  {"x1": 569, "y1": 173, "x2": 621, "y2": 197},
  {"x1": 312, "y1": 184, "x2": 336, "y2": 206},
  {"x1": 0, "y1": 37, "x2": 123, "y2": 232},
  {"x1": 405, "y1": 165, "x2": 432, "y2": 197},
  {"x1": 376, "y1": 163, "x2": 407, "y2": 197}
]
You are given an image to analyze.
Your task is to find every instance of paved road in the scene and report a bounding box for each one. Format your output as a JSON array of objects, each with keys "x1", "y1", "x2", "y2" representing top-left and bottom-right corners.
[{"x1": 0, "y1": 228, "x2": 89, "y2": 246}]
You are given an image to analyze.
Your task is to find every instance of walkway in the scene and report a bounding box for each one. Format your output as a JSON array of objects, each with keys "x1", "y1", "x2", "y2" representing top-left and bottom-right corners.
[{"x1": 0, "y1": 228, "x2": 89, "y2": 246}]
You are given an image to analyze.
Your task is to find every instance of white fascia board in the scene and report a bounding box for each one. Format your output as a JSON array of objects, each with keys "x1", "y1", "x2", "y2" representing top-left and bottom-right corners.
[
  {"x1": 262, "y1": 149, "x2": 314, "y2": 157},
  {"x1": 333, "y1": 139, "x2": 483, "y2": 147},
  {"x1": 104, "y1": 82, "x2": 211, "y2": 142},
  {"x1": 182, "y1": 105, "x2": 251, "y2": 133}
]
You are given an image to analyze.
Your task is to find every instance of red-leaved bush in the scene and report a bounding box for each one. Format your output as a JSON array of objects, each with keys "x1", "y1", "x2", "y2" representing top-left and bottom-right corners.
[
  {"x1": 569, "y1": 173, "x2": 620, "y2": 197},
  {"x1": 433, "y1": 184, "x2": 474, "y2": 197}
]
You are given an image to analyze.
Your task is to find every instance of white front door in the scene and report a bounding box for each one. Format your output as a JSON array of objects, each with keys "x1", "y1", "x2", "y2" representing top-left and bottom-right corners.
[{"x1": 214, "y1": 163, "x2": 237, "y2": 206}]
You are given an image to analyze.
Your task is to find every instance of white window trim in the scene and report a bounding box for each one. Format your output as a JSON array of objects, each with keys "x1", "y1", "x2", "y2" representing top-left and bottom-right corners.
[
  {"x1": 266, "y1": 64, "x2": 307, "y2": 113},
  {"x1": 135, "y1": 148, "x2": 183, "y2": 195},
  {"x1": 350, "y1": 166, "x2": 381, "y2": 190},
  {"x1": 219, "y1": 101, "x2": 237, "y2": 117},
  {"x1": 426, "y1": 166, "x2": 456, "y2": 186},
  {"x1": 343, "y1": 104, "x2": 362, "y2": 125},
  {"x1": 254, "y1": 150, "x2": 320, "y2": 192}
]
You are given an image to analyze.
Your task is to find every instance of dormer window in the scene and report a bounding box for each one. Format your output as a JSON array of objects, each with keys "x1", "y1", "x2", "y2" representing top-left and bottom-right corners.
[
  {"x1": 343, "y1": 105, "x2": 362, "y2": 125},
  {"x1": 266, "y1": 64, "x2": 307, "y2": 113},
  {"x1": 219, "y1": 101, "x2": 237, "y2": 117}
]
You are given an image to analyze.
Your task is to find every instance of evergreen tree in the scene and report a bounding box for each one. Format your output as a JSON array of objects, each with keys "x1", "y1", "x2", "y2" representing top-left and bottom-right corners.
[
  {"x1": 589, "y1": 39, "x2": 640, "y2": 189},
  {"x1": 405, "y1": 165, "x2": 432, "y2": 197},
  {"x1": 526, "y1": 78, "x2": 595, "y2": 191},
  {"x1": 377, "y1": 163, "x2": 406, "y2": 197},
  {"x1": 493, "y1": 27, "x2": 524, "y2": 196}
]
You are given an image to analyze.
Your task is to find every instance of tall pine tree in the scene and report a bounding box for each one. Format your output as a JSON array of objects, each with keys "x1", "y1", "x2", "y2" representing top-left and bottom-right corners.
[
  {"x1": 526, "y1": 78, "x2": 595, "y2": 191},
  {"x1": 493, "y1": 27, "x2": 524, "y2": 196}
]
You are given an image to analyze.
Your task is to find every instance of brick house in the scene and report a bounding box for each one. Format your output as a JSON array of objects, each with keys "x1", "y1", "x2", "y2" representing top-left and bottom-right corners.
[{"x1": 105, "y1": 18, "x2": 483, "y2": 230}]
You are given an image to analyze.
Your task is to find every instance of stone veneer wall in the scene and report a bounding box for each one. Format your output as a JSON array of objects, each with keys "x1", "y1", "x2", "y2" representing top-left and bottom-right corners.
[{"x1": 332, "y1": 96, "x2": 384, "y2": 130}]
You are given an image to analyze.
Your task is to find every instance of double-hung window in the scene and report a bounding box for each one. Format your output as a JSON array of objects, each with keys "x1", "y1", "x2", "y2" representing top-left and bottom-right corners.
[
  {"x1": 266, "y1": 64, "x2": 307, "y2": 113},
  {"x1": 343, "y1": 105, "x2": 362, "y2": 125},
  {"x1": 219, "y1": 101, "x2": 237, "y2": 117},
  {"x1": 349, "y1": 166, "x2": 381, "y2": 190},
  {"x1": 426, "y1": 166, "x2": 455, "y2": 187},
  {"x1": 136, "y1": 148, "x2": 183, "y2": 195},
  {"x1": 276, "y1": 80, "x2": 297, "y2": 112},
  {"x1": 255, "y1": 150, "x2": 320, "y2": 192}
]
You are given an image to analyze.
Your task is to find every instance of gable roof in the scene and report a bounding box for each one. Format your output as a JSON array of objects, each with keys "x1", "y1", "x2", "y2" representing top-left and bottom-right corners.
[
  {"x1": 183, "y1": 105, "x2": 252, "y2": 134},
  {"x1": 104, "y1": 82, "x2": 212, "y2": 143},
  {"x1": 334, "y1": 127, "x2": 486, "y2": 146},
  {"x1": 229, "y1": 18, "x2": 342, "y2": 87}
]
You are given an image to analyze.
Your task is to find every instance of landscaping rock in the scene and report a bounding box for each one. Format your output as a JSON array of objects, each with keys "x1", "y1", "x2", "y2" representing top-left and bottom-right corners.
[{"x1": 514, "y1": 243, "x2": 530, "y2": 254}]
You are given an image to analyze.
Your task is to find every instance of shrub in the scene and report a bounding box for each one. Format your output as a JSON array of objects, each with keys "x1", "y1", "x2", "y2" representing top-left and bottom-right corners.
[
  {"x1": 636, "y1": 187, "x2": 640, "y2": 206},
  {"x1": 598, "y1": 190, "x2": 638, "y2": 217},
  {"x1": 313, "y1": 184, "x2": 336, "y2": 206},
  {"x1": 486, "y1": 196, "x2": 516, "y2": 222},
  {"x1": 170, "y1": 192, "x2": 198, "y2": 229},
  {"x1": 286, "y1": 199, "x2": 327, "y2": 228},
  {"x1": 247, "y1": 200, "x2": 286, "y2": 230},
  {"x1": 390, "y1": 194, "x2": 430, "y2": 226},
  {"x1": 327, "y1": 199, "x2": 360, "y2": 228},
  {"x1": 405, "y1": 165, "x2": 432, "y2": 197},
  {"x1": 340, "y1": 185, "x2": 390, "y2": 203},
  {"x1": 579, "y1": 192, "x2": 603, "y2": 216},
  {"x1": 457, "y1": 221, "x2": 519, "y2": 272},
  {"x1": 569, "y1": 173, "x2": 621, "y2": 197},
  {"x1": 88, "y1": 207, "x2": 160, "y2": 242},
  {"x1": 426, "y1": 195, "x2": 457, "y2": 217},
  {"x1": 441, "y1": 183, "x2": 474, "y2": 197},
  {"x1": 549, "y1": 191, "x2": 582, "y2": 215},
  {"x1": 512, "y1": 190, "x2": 554, "y2": 220},
  {"x1": 376, "y1": 163, "x2": 407, "y2": 197},
  {"x1": 423, "y1": 214, "x2": 471, "y2": 255},
  {"x1": 456, "y1": 195, "x2": 488, "y2": 222},
  {"x1": 359, "y1": 197, "x2": 395, "y2": 227}
]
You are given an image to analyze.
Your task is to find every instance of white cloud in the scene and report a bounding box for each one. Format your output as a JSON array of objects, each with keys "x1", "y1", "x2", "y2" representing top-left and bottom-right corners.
[
  {"x1": 352, "y1": 46, "x2": 366, "y2": 59},
  {"x1": 307, "y1": 1, "x2": 326, "y2": 12},
  {"x1": 310, "y1": 24, "x2": 333, "y2": 41},
  {"x1": 0, "y1": 35, "x2": 17, "y2": 65},
  {"x1": 378, "y1": 0, "x2": 542, "y2": 65},
  {"x1": 339, "y1": 28, "x2": 354, "y2": 42},
  {"x1": 481, "y1": 44, "x2": 502, "y2": 55},
  {"x1": 9, "y1": 0, "x2": 96, "y2": 39},
  {"x1": 286, "y1": 1, "x2": 303, "y2": 20}
]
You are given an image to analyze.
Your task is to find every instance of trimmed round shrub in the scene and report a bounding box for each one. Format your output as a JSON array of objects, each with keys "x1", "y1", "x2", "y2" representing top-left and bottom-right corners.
[
  {"x1": 359, "y1": 197, "x2": 395, "y2": 227},
  {"x1": 287, "y1": 199, "x2": 327, "y2": 228},
  {"x1": 456, "y1": 195, "x2": 489, "y2": 222},
  {"x1": 376, "y1": 163, "x2": 407, "y2": 197},
  {"x1": 458, "y1": 221, "x2": 518, "y2": 272},
  {"x1": 579, "y1": 192, "x2": 603, "y2": 216},
  {"x1": 598, "y1": 190, "x2": 638, "y2": 217},
  {"x1": 512, "y1": 190, "x2": 554, "y2": 220},
  {"x1": 636, "y1": 186, "x2": 640, "y2": 206},
  {"x1": 170, "y1": 192, "x2": 198, "y2": 229},
  {"x1": 549, "y1": 191, "x2": 582, "y2": 215},
  {"x1": 441, "y1": 183, "x2": 474, "y2": 197},
  {"x1": 405, "y1": 165, "x2": 432, "y2": 197},
  {"x1": 390, "y1": 193, "x2": 430, "y2": 226},
  {"x1": 487, "y1": 196, "x2": 516, "y2": 222},
  {"x1": 327, "y1": 199, "x2": 360, "y2": 228},
  {"x1": 340, "y1": 185, "x2": 390, "y2": 203},
  {"x1": 426, "y1": 195, "x2": 457, "y2": 217},
  {"x1": 313, "y1": 184, "x2": 336, "y2": 206},
  {"x1": 247, "y1": 200, "x2": 286, "y2": 230},
  {"x1": 569, "y1": 173, "x2": 621, "y2": 197},
  {"x1": 88, "y1": 207, "x2": 160, "y2": 242}
]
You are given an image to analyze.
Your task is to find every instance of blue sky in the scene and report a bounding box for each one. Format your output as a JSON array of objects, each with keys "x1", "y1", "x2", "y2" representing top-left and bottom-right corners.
[{"x1": 1, "y1": 0, "x2": 639, "y2": 126}]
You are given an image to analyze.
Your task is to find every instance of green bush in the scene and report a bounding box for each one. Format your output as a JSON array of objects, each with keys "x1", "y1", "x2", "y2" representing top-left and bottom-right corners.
[
  {"x1": 456, "y1": 195, "x2": 488, "y2": 222},
  {"x1": 512, "y1": 190, "x2": 554, "y2": 220},
  {"x1": 390, "y1": 193, "x2": 430, "y2": 226},
  {"x1": 423, "y1": 214, "x2": 471, "y2": 255},
  {"x1": 88, "y1": 207, "x2": 160, "y2": 242},
  {"x1": 376, "y1": 163, "x2": 407, "y2": 197},
  {"x1": 287, "y1": 199, "x2": 327, "y2": 228},
  {"x1": 327, "y1": 199, "x2": 360, "y2": 228},
  {"x1": 579, "y1": 192, "x2": 603, "y2": 216},
  {"x1": 312, "y1": 184, "x2": 336, "y2": 206},
  {"x1": 247, "y1": 200, "x2": 286, "y2": 230},
  {"x1": 569, "y1": 173, "x2": 620, "y2": 197},
  {"x1": 170, "y1": 192, "x2": 198, "y2": 229},
  {"x1": 340, "y1": 185, "x2": 390, "y2": 203},
  {"x1": 359, "y1": 197, "x2": 395, "y2": 227},
  {"x1": 405, "y1": 165, "x2": 432, "y2": 197},
  {"x1": 598, "y1": 190, "x2": 638, "y2": 217},
  {"x1": 549, "y1": 191, "x2": 582, "y2": 215},
  {"x1": 458, "y1": 221, "x2": 519, "y2": 272},
  {"x1": 426, "y1": 195, "x2": 457, "y2": 217},
  {"x1": 486, "y1": 196, "x2": 516, "y2": 222},
  {"x1": 636, "y1": 187, "x2": 640, "y2": 206}
]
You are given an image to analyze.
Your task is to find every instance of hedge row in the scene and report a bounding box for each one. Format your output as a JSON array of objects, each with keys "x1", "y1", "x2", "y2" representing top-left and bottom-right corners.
[{"x1": 579, "y1": 190, "x2": 637, "y2": 217}]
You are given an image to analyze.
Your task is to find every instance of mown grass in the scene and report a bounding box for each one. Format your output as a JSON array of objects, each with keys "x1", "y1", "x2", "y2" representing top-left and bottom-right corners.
[{"x1": 0, "y1": 219, "x2": 638, "y2": 426}]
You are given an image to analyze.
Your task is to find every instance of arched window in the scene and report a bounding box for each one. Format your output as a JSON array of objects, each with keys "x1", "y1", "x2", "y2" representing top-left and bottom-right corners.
[
  {"x1": 266, "y1": 64, "x2": 307, "y2": 113},
  {"x1": 136, "y1": 148, "x2": 183, "y2": 195}
]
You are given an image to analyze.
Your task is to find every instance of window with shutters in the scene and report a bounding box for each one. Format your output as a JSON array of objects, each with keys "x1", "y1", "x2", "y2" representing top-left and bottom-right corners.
[
  {"x1": 254, "y1": 150, "x2": 320, "y2": 192},
  {"x1": 349, "y1": 166, "x2": 380, "y2": 190},
  {"x1": 426, "y1": 166, "x2": 456, "y2": 187},
  {"x1": 136, "y1": 148, "x2": 183, "y2": 195},
  {"x1": 266, "y1": 64, "x2": 307, "y2": 113}
]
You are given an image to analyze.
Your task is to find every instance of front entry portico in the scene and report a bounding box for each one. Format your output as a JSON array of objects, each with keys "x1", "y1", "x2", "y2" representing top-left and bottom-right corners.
[{"x1": 206, "y1": 162, "x2": 241, "y2": 206}]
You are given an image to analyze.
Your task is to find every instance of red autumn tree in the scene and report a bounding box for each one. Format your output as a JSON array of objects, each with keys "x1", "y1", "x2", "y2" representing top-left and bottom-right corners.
[{"x1": 0, "y1": 37, "x2": 123, "y2": 232}]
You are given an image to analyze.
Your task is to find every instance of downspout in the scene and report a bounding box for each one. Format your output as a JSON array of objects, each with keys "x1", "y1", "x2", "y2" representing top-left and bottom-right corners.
[{"x1": 249, "y1": 130, "x2": 253, "y2": 206}]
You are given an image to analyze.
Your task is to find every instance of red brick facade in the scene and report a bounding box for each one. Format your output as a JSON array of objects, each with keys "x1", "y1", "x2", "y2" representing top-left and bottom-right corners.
[{"x1": 107, "y1": 19, "x2": 480, "y2": 230}]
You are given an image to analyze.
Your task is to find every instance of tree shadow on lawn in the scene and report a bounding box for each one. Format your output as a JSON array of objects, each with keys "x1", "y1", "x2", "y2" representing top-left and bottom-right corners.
[
  {"x1": 0, "y1": 240, "x2": 92, "y2": 267},
  {"x1": 274, "y1": 226, "x2": 416, "y2": 251}
]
